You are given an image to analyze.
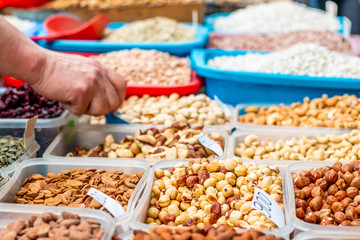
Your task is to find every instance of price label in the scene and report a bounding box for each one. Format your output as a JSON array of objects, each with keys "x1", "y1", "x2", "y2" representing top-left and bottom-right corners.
[
  {"x1": 87, "y1": 188, "x2": 125, "y2": 218},
  {"x1": 24, "y1": 116, "x2": 37, "y2": 150},
  {"x1": 251, "y1": 187, "x2": 285, "y2": 228},
  {"x1": 197, "y1": 132, "x2": 224, "y2": 156}
]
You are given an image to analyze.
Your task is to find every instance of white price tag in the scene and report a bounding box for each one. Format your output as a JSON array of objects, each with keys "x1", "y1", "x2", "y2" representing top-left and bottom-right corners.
[
  {"x1": 87, "y1": 188, "x2": 126, "y2": 218},
  {"x1": 251, "y1": 187, "x2": 285, "y2": 228},
  {"x1": 197, "y1": 132, "x2": 224, "y2": 156},
  {"x1": 24, "y1": 116, "x2": 37, "y2": 150}
]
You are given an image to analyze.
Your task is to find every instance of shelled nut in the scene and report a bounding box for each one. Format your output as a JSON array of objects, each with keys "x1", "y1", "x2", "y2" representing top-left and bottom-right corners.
[
  {"x1": 0, "y1": 135, "x2": 25, "y2": 169},
  {"x1": 131, "y1": 225, "x2": 284, "y2": 239},
  {"x1": 293, "y1": 161, "x2": 360, "y2": 226},
  {"x1": 67, "y1": 122, "x2": 224, "y2": 159},
  {"x1": 235, "y1": 130, "x2": 360, "y2": 162},
  {"x1": 14, "y1": 169, "x2": 144, "y2": 213},
  {"x1": 116, "y1": 93, "x2": 231, "y2": 125},
  {"x1": 146, "y1": 158, "x2": 283, "y2": 229},
  {"x1": 0, "y1": 212, "x2": 104, "y2": 240},
  {"x1": 238, "y1": 94, "x2": 360, "y2": 129}
]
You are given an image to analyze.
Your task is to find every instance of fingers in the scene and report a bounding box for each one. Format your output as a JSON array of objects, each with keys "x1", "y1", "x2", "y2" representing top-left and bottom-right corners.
[{"x1": 107, "y1": 68, "x2": 127, "y2": 106}]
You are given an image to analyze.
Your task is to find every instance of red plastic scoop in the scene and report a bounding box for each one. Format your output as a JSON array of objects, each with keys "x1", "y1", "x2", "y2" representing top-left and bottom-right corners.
[
  {"x1": 0, "y1": 0, "x2": 49, "y2": 9},
  {"x1": 31, "y1": 14, "x2": 109, "y2": 42}
]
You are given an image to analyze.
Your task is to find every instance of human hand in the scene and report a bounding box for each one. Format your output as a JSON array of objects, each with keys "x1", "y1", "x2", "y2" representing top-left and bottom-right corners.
[{"x1": 29, "y1": 50, "x2": 127, "y2": 116}]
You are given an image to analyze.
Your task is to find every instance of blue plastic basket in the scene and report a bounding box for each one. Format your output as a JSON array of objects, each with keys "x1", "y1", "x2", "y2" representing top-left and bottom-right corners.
[
  {"x1": 35, "y1": 23, "x2": 209, "y2": 56},
  {"x1": 191, "y1": 49, "x2": 360, "y2": 106},
  {"x1": 204, "y1": 13, "x2": 348, "y2": 34}
]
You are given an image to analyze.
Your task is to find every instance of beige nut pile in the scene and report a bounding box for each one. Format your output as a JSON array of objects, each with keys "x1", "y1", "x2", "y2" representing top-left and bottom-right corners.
[
  {"x1": 93, "y1": 49, "x2": 191, "y2": 85},
  {"x1": 118, "y1": 93, "x2": 231, "y2": 125},
  {"x1": 146, "y1": 159, "x2": 283, "y2": 229},
  {"x1": 103, "y1": 17, "x2": 196, "y2": 42},
  {"x1": 238, "y1": 94, "x2": 360, "y2": 129},
  {"x1": 236, "y1": 130, "x2": 360, "y2": 162},
  {"x1": 67, "y1": 123, "x2": 224, "y2": 159}
]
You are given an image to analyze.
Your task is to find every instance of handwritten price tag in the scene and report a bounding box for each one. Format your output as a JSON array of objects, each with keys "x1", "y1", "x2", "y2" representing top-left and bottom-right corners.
[
  {"x1": 87, "y1": 188, "x2": 125, "y2": 218},
  {"x1": 197, "y1": 132, "x2": 224, "y2": 156},
  {"x1": 251, "y1": 187, "x2": 285, "y2": 228}
]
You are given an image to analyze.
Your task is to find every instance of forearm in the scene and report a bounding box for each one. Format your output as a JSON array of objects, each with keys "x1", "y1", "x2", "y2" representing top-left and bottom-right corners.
[{"x1": 0, "y1": 16, "x2": 46, "y2": 85}]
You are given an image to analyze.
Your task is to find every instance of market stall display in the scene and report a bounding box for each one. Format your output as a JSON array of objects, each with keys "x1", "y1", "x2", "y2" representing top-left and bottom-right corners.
[{"x1": 3, "y1": 15, "x2": 37, "y2": 33}]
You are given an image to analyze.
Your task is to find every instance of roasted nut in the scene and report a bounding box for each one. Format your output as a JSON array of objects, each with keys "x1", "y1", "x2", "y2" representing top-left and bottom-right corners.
[
  {"x1": 346, "y1": 187, "x2": 359, "y2": 199},
  {"x1": 309, "y1": 196, "x2": 323, "y2": 211},
  {"x1": 294, "y1": 176, "x2": 310, "y2": 188},
  {"x1": 304, "y1": 212, "x2": 317, "y2": 223},
  {"x1": 311, "y1": 186, "x2": 324, "y2": 198},
  {"x1": 334, "y1": 212, "x2": 346, "y2": 224},
  {"x1": 325, "y1": 170, "x2": 338, "y2": 183},
  {"x1": 351, "y1": 177, "x2": 360, "y2": 189},
  {"x1": 334, "y1": 190, "x2": 347, "y2": 202},
  {"x1": 331, "y1": 202, "x2": 345, "y2": 213},
  {"x1": 296, "y1": 208, "x2": 305, "y2": 219}
]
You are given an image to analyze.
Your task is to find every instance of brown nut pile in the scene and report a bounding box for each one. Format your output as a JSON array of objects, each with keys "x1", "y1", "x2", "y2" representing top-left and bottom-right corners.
[
  {"x1": 292, "y1": 161, "x2": 360, "y2": 226},
  {"x1": 146, "y1": 159, "x2": 283, "y2": 229},
  {"x1": 67, "y1": 123, "x2": 224, "y2": 159},
  {"x1": 209, "y1": 30, "x2": 351, "y2": 53},
  {"x1": 0, "y1": 211, "x2": 104, "y2": 240},
  {"x1": 235, "y1": 130, "x2": 360, "y2": 162},
  {"x1": 93, "y1": 49, "x2": 191, "y2": 85},
  {"x1": 14, "y1": 168, "x2": 144, "y2": 212},
  {"x1": 131, "y1": 225, "x2": 284, "y2": 240},
  {"x1": 238, "y1": 94, "x2": 360, "y2": 128}
]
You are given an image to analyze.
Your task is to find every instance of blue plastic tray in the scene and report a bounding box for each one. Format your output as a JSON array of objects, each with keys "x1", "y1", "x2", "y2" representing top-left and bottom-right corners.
[
  {"x1": 204, "y1": 13, "x2": 348, "y2": 34},
  {"x1": 191, "y1": 49, "x2": 360, "y2": 106},
  {"x1": 23, "y1": 22, "x2": 42, "y2": 37},
  {"x1": 35, "y1": 22, "x2": 209, "y2": 56}
]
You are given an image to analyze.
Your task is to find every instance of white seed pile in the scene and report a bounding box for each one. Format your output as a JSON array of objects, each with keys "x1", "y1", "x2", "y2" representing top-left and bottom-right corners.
[
  {"x1": 207, "y1": 43, "x2": 360, "y2": 79},
  {"x1": 214, "y1": 2, "x2": 340, "y2": 33},
  {"x1": 3, "y1": 15, "x2": 36, "y2": 33}
]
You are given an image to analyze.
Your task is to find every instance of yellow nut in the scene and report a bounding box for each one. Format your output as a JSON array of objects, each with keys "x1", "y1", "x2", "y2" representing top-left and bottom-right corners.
[
  {"x1": 159, "y1": 211, "x2": 167, "y2": 222},
  {"x1": 222, "y1": 185, "x2": 234, "y2": 198},
  {"x1": 216, "y1": 180, "x2": 228, "y2": 191},
  {"x1": 152, "y1": 185, "x2": 161, "y2": 196},
  {"x1": 235, "y1": 165, "x2": 247, "y2": 176},
  {"x1": 159, "y1": 195, "x2": 170, "y2": 208},
  {"x1": 145, "y1": 217, "x2": 155, "y2": 224},
  {"x1": 204, "y1": 203, "x2": 211, "y2": 214},
  {"x1": 170, "y1": 200, "x2": 180, "y2": 207},
  {"x1": 214, "y1": 172, "x2": 225, "y2": 182},
  {"x1": 206, "y1": 161, "x2": 221, "y2": 172},
  {"x1": 204, "y1": 178, "x2": 217, "y2": 189},
  {"x1": 229, "y1": 210, "x2": 242, "y2": 222},
  {"x1": 224, "y1": 158, "x2": 237, "y2": 171},
  {"x1": 239, "y1": 202, "x2": 253, "y2": 215},
  {"x1": 217, "y1": 216, "x2": 227, "y2": 225},
  {"x1": 206, "y1": 186, "x2": 218, "y2": 196},
  {"x1": 192, "y1": 163, "x2": 201, "y2": 174},
  {"x1": 225, "y1": 172, "x2": 236, "y2": 186},
  {"x1": 180, "y1": 202, "x2": 191, "y2": 211},
  {"x1": 155, "y1": 169, "x2": 164, "y2": 179},
  {"x1": 154, "y1": 180, "x2": 165, "y2": 190},
  {"x1": 168, "y1": 204, "x2": 181, "y2": 217},
  {"x1": 147, "y1": 207, "x2": 159, "y2": 219},
  {"x1": 193, "y1": 184, "x2": 206, "y2": 198},
  {"x1": 221, "y1": 204, "x2": 230, "y2": 215}
]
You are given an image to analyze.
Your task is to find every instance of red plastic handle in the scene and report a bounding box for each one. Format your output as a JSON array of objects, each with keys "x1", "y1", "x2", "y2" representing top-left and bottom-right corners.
[{"x1": 0, "y1": 0, "x2": 49, "y2": 9}]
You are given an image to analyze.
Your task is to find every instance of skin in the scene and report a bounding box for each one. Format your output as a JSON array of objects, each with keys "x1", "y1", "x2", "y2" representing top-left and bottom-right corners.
[{"x1": 0, "y1": 16, "x2": 127, "y2": 116}]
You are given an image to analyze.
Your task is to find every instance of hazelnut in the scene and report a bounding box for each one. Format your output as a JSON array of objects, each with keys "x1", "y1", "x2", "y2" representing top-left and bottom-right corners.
[
  {"x1": 315, "y1": 179, "x2": 328, "y2": 191},
  {"x1": 355, "y1": 205, "x2": 360, "y2": 215},
  {"x1": 186, "y1": 176, "x2": 199, "y2": 188},
  {"x1": 335, "y1": 190, "x2": 347, "y2": 202},
  {"x1": 351, "y1": 219, "x2": 360, "y2": 226},
  {"x1": 204, "y1": 213, "x2": 218, "y2": 224},
  {"x1": 210, "y1": 203, "x2": 221, "y2": 217},
  {"x1": 219, "y1": 166, "x2": 228, "y2": 174},
  {"x1": 294, "y1": 175, "x2": 310, "y2": 188},
  {"x1": 296, "y1": 208, "x2": 305, "y2": 219},
  {"x1": 206, "y1": 161, "x2": 220, "y2": 172},
  {"x1": 296, "y1": 199, "x2": 308, "y2": 210},
  {"x1": 163, "y1": 214, "x2": 175, "y2": 225},
  {"x1": 321, "y1": 166, "x2": 332, "y2": 176},
  {"x1": 177, "y1": 174, "x2": 186, "y2": 186},
  {"x1": 183, "y1": 218, "x2": 196, "y2": 227},
  {"x1": 328, "y1": 184, "x2": 338, "y2": 195},
  {"x1": 319, "y1": 209, "x2": 331, "y2": 219},
  {"x1": 226, "y1": 196, "x2": 240, "y2": 206},
  {"x1": 320, "y1": 217, "x2": 335, "y2": 225},
  {"x1": 325, "y1": 170, "x2": 338, "y2": 183},
  {"x1": 302, "y1": 186, "x2": 312, "y2": 198},
  {"x1": 350, "y1": 177, "x2": 360, "y2": 189},
  {"x1": 343, "y1": 172, "x2": 355, "y2": 186},
  {"x1": 341, "y1": 197, "x2": 353, "y2": 208},
  {"x1": 335, "y1": 179, "x2": 347, "y2": 191},
  {"x1": 295, "y1": 189, "x2": 305, "y2": 200},
  {"x1": 346, "y1": 187, "x2": 359, "y2": 199},
  {"x1": 309, "y1": 196, "x2": 323, "y2": 211},
  {"x1": 304, "y1": 212, "x2": 317, "y2": 223},
  {"x1": 341, "y1": 164, "x2": 353, "y2": 174},
  {"x1": 327, "y1": 195, "x2": 338, "y2": 206},
  {"x1": 306, "y1": 206, "x2": 313, "y2": 214},
  {"x1": 332, "y1": 162, "x2": 342, "y2": 172},
  {"x1": 345, "y1": 206, "x2": 357, "y2": 220},
  {"x1": 354, "y1": 171, "x2": 360, "y2": 178},
  {"x1": 340, "y1": 220, "x2": 352, "y2": 226},
  {"x1": 334, "y1": 212, "x2": 346, "y2": 224},
  {"x1": 198, "y1": 170, "x2": 210, "y2": 185},
  {"x1": 353, "y1": 161, "x2": 360, "y2": 170},
  {"x1": 311, "y1": 186, "x2": 324, "y2": 198},
  {"x1": 331, "y1": 202, "x2": 345, "y2": 213}
]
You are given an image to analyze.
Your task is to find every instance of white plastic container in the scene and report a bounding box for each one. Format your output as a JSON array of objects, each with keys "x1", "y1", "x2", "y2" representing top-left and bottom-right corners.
[
  {"x1": 43, "y1": 124, "x2": 229, "y2": 164},
  {"x1": 0, "y1": 157, "x2": 151, "y2": 228},
  {"x1": 293, "y1": 231, "x2": 360, "y2": 240},
  {"x1": 129, "y1": 160, "x2": 294, "y2": 239},
  {"x1": 0, "y1": 203, "x2": 115, "y2": 240},
  {"x1": 286, "y1": 162, "x2": 360, "y2": 235}
]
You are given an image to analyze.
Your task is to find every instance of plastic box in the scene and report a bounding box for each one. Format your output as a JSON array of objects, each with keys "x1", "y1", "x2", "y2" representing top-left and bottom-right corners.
[
  {"x1": 293, "y1": 231, "x2": 360, "y2": 240},
  {"x1": 23, "y1": 22, "x2": 42, "y2": 37},
  {"x1": 204, "y1": 13, "x2": 349, "y2": 35},
  {"x1": 0, "y1": 203, "x2": 115, "y2": 240},
  {"x1": 228, "y1": 128, "x2": 352, "y2": 166},
  {"x1": 0, "y1": 158, "x2": 151, "y2": 227},
  {"x1": 286, "y1": 161, "x2": 360, "y2": 235},
  {"x1": 235, "y1": 102, "x2": 359, "y2": 132},
  {"x1": 129, "y1": 160, "x2": 293, "y2": 239},
  {"x1": 43, "y1": 124, "x2": 229, "y2": 164},
  {"x1": 191, "y1": 49, "x2": 360, "y2": 106},
  {"x1": 36, "y1": 23, "x2": 209, "y2": 57},
  {"x1": 0, "y1": 171, "x2": 9, "y2": 191}
]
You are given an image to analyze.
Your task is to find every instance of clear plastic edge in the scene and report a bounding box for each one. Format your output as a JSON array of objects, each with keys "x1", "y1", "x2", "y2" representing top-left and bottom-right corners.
[{"x1": 293, "y1": 230, "x2": 360, "y2": 240}]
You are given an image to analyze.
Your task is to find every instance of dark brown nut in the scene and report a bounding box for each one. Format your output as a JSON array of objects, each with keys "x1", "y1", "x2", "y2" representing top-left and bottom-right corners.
[
  {"x1": 226, "y1": 196, "x2": 240, "y2": 206},
  {"x1": 204, "y1": 213, "x2": 218, "y2": 224},
  {"x1": 328, "y1": 184, "x2": 338, "y2": 195},
  {"x1": 310, "y1": 168, "x2": 323, "y2": 181},
  {"x1": 333, "y1": 162, "x2": 342, "y2": 172},
  {"x1": 331, "y1": 202, "x2": 345, "y2": 213},
  {"x1": 302, "y1": 186, "x2": 312, "y2": 198},
  {"x1": 311, "y1": 186, "x2": 324, "y2": 198},
  {"x1": 334, "y1": 212, "x2": 346, "y2": 224},
  {"x1": 315, "y1": 179, "x2": 328, "y2": 191},
  {"x1": 210, "y1": 203, "x2": 221, "y2": 217},
  {"x1": 351, "y1": 219, "x2": 360, "y2": 226},
  {"x1": 327, "y1": 196, "x2": 338, "y2": 206},
  {"x1": 341, "y1": 197, "x2": 353, "y2": 208},
  {"x1": 163, "y1": 214, "x2": 175, "y2": 225},
  {"x1": 343, "y1": 172, "x2": 355, "y2": 186},
  {"x1": 186, "y1": 176, "x2": 199, "y2": 188},
  {"x1": 335, "y1": 179, "x2": 347, "y2": 191},
  {"x1": 325, "y1": 170, "x2": 338, "y2": 183},
  {"x1": 183, "y1": 218, "x2": 196, "y2": 227},
  {"x1": 295, "y1": 189, "x2": 305, "y2": 200},
  {"x1": 198, "y1": 170, "x2": 210, "y2": 185},
  {"x1": 346, "y1": 187, "x2": 359, "y2": 199},
  {"x1": 295, "y1": 199, "x2": 308, "y2": 210},
  {"x1": 335, "y1": 190, "x2": 347, "y2": 202},
  {"x1": 168, "y1": 167, "x2": 175, "y2": 174},
  {"x1": 304, "y1": 212, "x2": 317, "y2": 223},
  {"x1": 350, "y1": 177, "x2": 360, "y2": 189},
  {"x1": 294, "y1": 175, "x2": 310, "y2": 188},
  {"x1": 296, "y1": 208, "x2": 305, "y2": 219},
  {"x1": 177, "y1": 174, "x2": 186, "y2": 186},
  {"x1": 320, "y1": 217, "x2": 335, "y2": 225},
  {"x1": 309, "y1": 196, "x2": 323, "y2": 211}
]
